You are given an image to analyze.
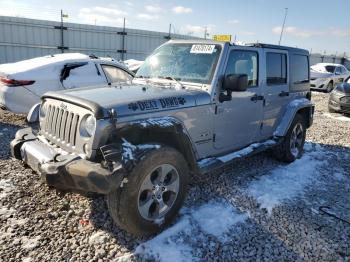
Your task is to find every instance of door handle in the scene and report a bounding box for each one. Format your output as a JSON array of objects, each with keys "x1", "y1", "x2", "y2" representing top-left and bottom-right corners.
[
  {"x1": 251, "y1": 94, "x2": 264, "y2": 102},
  {"x1": 279, "y1": 91, "x2": 289, "y2": 97}
]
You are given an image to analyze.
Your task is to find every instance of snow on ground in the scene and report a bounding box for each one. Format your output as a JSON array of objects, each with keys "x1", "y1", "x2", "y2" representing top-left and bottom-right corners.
[
  {"x1": 0, "y1": 178, "x2": 14, "y2": 199},
  {"x1": 89, "y1": 231, "x2": 109, "y2": 245},
  {"x1": 0, "y1": 206, "x2": 16, "y2": 217},
  {"x1": 323, "y1": 113, "x2": 350, "y2": 122},
  {"x1": 128, "y1": 199, "x2": 247, "y2": 261},
  {"x1": 21, "y1": 236, "x2": 41, "y2": 250},
  {"x1": 247, "y1": 142, "x2": 327, "y2": 214},
  {"x1": 191, "y1": 201, "x2": 247, "y2": 242}
]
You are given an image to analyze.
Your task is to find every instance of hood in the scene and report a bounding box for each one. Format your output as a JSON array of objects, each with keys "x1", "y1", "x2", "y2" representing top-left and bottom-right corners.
[
  {"x1": 42, "y1": 83, "x2": 211, "y2": 118},
  {"x1": 310, "y1": 69, "x2": 332, "y2": 79},
  {"x1": 334, "y1": 82, "x2": 350, "y2": 94}
]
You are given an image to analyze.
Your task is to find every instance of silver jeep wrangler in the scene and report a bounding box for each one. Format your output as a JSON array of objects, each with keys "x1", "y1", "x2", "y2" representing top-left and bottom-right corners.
[{"x1": 11, "y1": 40, "x2": 314, "y2": 236}]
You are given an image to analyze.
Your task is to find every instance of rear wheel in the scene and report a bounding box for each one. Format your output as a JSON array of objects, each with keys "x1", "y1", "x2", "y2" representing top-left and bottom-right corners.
[
  {"x1": 273, "y1": 114, "x2": 307, "y2": 163},
  {"x1": 107, "y1": 146, "x2": 189, "y2": 236},
  {"x1": 326, "y1": 81, "x2": 334, "y2": 93}
]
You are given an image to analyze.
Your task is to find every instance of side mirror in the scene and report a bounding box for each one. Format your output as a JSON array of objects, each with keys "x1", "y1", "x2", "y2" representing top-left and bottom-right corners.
[{"x1": 223, "y1": 74, "x2": 248, "y2": 92}]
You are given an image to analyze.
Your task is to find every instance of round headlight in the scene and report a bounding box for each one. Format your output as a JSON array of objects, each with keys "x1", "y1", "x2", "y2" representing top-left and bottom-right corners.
[
  {"x1": 39, "y1": 102, "x2": 47, "y2": 118},
  {"x1": 80, "y1": 114, "x2": 96, "y2": 137}
]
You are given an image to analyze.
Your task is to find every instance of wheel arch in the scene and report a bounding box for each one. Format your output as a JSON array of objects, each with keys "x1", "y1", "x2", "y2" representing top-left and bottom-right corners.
[
  {"x1": 274, "y1": 98, "x2": 314, "y2": 137},
  {"x1": 112, "y1": 117, "x2": 199, "y2": 173}
]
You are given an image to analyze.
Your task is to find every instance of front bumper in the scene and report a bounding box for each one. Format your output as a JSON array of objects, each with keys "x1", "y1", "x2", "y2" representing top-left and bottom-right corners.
[
  {"x1": 11, "y1": 128, "x2": 125, "y2": 194},
  {"x1": 328, "y1": 93, "x2": 350, "y2": 114}
]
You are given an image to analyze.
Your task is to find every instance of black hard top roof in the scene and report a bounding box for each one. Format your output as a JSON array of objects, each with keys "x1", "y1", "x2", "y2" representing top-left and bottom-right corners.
[{"x1": 244, "y1": 43, "x2": 309, "y2": 54}]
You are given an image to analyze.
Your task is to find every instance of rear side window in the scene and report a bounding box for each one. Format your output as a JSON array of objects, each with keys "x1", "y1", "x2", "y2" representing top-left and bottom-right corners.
[
  {"x1": 291, "y1": 54, "x2": 309, "y2": 84},
  {"x1": 225, "y1": 50, "x2": 258, "y2": 87},
  {"x1": 266, "y1": 53, "x2": 287, "y2": 85},
  {"x1": 101, "y1": 65, "x2": 133, "y2": 83}
]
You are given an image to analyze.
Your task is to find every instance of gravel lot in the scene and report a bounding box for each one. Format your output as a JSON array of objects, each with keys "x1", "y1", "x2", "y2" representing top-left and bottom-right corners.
[{"x1": 0, "y1": 92, "x2": 349, "y2": 262}]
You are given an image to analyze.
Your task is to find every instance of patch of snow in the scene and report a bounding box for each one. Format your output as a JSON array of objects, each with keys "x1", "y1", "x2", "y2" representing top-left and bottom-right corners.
[
  {"x1": 197, "y1": 157, "x2": 216, "y2": 168},
  {"x1": 21, "y1": 236, "x2": 41, "y2": 250},
  {"x1": 22, "y1": 257, "x2": 32, "y2": 262},
  {"x1": 121, "y1": 138, "x2": 137, "y2": 161},
  {"x1": 8, "y1": 217, "x2": 28, "y2": 226},
  {"x1": 0, "y1": 179, "x2": 14, "y2": 199},
  {"x1": 0, "y1": 53, "x2": 89, "y2": 75},
  {"x1": 198, "y1": 140, "x2": 276, "y2": 168},
  {"x1": 134, "y1": 117, "x2": 175, "y2": 128},
  {"x1": 191, "y1": 201, "x2": 247, "y2": 241},
  {"x1": 137, "y1": 144, "x2": 161, "y2": 150},
  {"x1": 135, "y1": 217, "x2": 193, "y2": 262},
  {"x1": 247, "y1": 143, "x2": 326, "y2": 214},
  {"x1": 323, "y1": 113, "x2": 350, "y2": 122},
  {"x1": 0, "y1": 207, "x2": 16, "y2": 217},
  {"x1": 133, "y1": 199, "x2": 247, "y2": 261},
  {"x1": 89, "y1": 231, "x2": 108, "y2": 245}
]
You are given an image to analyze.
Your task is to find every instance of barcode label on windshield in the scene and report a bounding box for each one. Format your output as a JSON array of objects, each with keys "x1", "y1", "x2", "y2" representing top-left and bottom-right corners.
[{"x1": 190, "y1": 44, "x2": 215, "y2": 54}]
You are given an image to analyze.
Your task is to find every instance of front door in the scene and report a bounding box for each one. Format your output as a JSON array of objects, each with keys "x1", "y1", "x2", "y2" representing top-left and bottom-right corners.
[
  {"x1": 214, "y1": 48, "x2": 263, "y2": 151},
  {"x1": 261, "y1": 49, "x2": 290, "y2": 138}
]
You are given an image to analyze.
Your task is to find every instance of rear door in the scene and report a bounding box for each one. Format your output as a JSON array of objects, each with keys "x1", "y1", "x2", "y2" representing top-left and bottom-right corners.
[
  {"x1": 214, "y1": 47, "x2": 263, "y2": 151},
  {"x1": 260, "y1": 49, "x2": 290, "y2": 139},
  {"x1": 62, "y1": 62, "x2": 106, "y2": 89}
]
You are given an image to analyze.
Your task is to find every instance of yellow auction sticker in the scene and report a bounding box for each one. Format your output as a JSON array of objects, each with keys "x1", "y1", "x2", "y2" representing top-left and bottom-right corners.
[{"x1": 213, "y1": 35, "x2": 232, "y2": 42}]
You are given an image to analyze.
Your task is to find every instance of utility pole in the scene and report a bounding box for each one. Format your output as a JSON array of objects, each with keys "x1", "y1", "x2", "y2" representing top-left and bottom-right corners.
[
  {"x1": 60, "y1": 10, "x2": 64, "y2": 53},
  {"x1": 168, "y1": 23, "x2": 172, "y2": 39},
  {"x1": 121, "y1": 18, "x2": 126, "y2": 60},
  {"x1": 278, "y1": 8, "x2": 288, "y2": 45}
]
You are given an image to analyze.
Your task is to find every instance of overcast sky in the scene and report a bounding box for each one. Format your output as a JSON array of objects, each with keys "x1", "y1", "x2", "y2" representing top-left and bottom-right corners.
[{"x1": 0, "y1": 0, "x2": 349, "y2": 55}]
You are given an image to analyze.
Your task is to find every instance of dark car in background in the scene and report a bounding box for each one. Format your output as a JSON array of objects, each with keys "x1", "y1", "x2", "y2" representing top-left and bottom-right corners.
[{"x1": 328, "y1": 82, "x2": 350, "y2": 114}]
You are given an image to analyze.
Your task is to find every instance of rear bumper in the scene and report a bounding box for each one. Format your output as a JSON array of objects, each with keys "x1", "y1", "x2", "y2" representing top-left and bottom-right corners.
[
  {"x1": 11, "y1": 128, "x2": 125, "y2": 194},
  {"x1": 0, "y1": 85, "x2": 40, "y2": 114}
]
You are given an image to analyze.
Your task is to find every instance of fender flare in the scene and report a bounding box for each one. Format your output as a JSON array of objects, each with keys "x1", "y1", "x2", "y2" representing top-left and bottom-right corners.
[
  {"x1": 274, "y1": 98, "x2": 315, "y2": 137},
  {"x1": 113, "y1": 116, "x2": 199, "y2": 173}
]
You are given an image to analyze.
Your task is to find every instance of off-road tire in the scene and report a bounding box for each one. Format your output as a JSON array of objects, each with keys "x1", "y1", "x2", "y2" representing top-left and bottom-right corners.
[
  {"x1": 273, "y1": 114, "x2": 307, "y2": 163},
  {"x1": 107, "y1": 146, "x2": 189, "y2": 236},
  {"x1": 326, "y1": 81, "x2": 334, "y2": 93}
]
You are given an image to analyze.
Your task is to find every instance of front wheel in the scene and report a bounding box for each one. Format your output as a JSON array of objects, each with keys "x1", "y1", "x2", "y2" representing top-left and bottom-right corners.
[
  {"x1": 273, "y1": 114, "x2": 307, "y2": 163},
  {"x1": 107, "y1": 146, "x2": 189, "y2": 236}
]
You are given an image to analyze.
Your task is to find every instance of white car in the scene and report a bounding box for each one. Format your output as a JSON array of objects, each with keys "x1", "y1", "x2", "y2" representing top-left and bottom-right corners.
[
  {"x1": 123, "y1": 59, "x2": 144, "y2": 73},
  {"x1": 310, "y1": 63, "x2": 350, "y2": 92},
  {"x1": 0, "y1": 53, "x2": 134, "y2": 114}
]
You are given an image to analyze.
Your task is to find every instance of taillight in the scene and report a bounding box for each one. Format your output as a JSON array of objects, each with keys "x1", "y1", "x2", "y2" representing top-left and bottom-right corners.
[{"x1": 0, "y1": 77, "x2": 35, "y2": 86}]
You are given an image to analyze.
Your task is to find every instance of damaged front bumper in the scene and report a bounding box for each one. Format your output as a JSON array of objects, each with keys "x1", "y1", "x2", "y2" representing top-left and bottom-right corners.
[{"x1": 10, "y1": 128, "x2": 125, "y2": 194}]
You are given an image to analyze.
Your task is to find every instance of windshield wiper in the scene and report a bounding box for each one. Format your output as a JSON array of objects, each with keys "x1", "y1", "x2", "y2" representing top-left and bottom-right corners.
[
  {"x1": 135, "y1": 75, "x2": 150, "y2": 79},
  {"x1": 159, "y1": 76, "x2": 185, "y2": 89}
]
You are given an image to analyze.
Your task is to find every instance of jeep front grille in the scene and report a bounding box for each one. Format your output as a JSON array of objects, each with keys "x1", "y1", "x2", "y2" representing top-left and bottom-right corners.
[{"x1": 42, "y1": 104, "x2": 80, "y2": 146}]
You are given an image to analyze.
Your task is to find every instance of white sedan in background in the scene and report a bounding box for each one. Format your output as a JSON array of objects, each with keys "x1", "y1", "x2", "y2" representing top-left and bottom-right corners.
[
  {"x1": 310, "y1": 63, "x2": 350, "y2": 92},
  {"x1": 0, "y1": 53, "x2": 134, "y2": 114}
]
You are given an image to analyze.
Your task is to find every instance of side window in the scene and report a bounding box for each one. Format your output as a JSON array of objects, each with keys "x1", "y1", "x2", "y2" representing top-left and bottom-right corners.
[
  {"x1": 101, "y1": 65, "x2": 133, "y2": 83},
  {"x1": 340, "y1": 66, "x2": 347, "y2": 74},
  {"x1": 266, "y1": 53, "x2": 287, "y2": 85},
  {"x1": 335, "y1": 67, "x2": 341, "y2": 75},
  {"x1": 290, "y1": 54, "x2": 309, "y2": 84},
  {"x1": 225, "y1": 50, "x2": 258, "y2": 87}
]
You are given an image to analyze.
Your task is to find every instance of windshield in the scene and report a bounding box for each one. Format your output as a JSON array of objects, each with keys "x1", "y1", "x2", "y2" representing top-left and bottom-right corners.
[{"x1": 135, "y1": 43, "x2": 222, "y2": 84}]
